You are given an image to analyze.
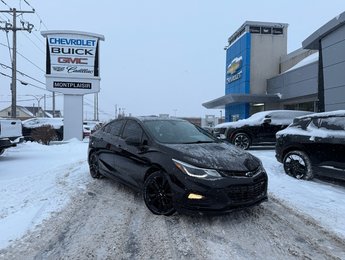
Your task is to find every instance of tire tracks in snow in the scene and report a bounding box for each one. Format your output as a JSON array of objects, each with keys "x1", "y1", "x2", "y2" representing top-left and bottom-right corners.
[{"x1": 1, "y1": 179, "x2": 345, "y2": 259}]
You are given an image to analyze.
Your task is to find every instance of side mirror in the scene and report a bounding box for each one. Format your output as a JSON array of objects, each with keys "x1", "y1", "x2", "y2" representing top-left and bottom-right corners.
[
  {"x1": 263, "y1": 118, "x2": 271, "y2": 124},
  {"x1": 125, "y1": 137, "x2": 141, "y2": 146}
]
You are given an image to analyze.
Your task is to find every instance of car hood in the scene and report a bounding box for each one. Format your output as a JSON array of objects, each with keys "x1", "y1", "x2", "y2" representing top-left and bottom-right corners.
[{"x1": 163, "y1": 142, "x2": 260, "y2": 172}]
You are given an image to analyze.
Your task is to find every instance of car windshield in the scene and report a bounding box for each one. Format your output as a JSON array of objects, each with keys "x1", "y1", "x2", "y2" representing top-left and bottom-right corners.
[{"x1": 144, "y1": 120, "x2": 217, "y2": 144}]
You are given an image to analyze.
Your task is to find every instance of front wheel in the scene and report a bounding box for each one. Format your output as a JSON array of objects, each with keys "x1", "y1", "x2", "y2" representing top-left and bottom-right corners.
[
  {"x1": 283, "y1": 150, "x2": 313, "y2": 180},
  {"x1": 143, "y1": 171, "x2": 176, "y2": 216},
  {"x1": 232, "y1": 133, "x2": 251, "y2": 150},
  {"x1": 89, "y1": 152, "x2": 102, "y2": 179}
]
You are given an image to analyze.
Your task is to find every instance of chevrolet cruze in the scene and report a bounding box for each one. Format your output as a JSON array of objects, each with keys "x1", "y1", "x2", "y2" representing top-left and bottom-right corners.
[{"x1": 88, "y1": 116, "x2": 268, "y2": 215}]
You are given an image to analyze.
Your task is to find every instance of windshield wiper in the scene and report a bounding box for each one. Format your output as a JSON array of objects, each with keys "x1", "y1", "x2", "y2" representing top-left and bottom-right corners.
[{"x1": 181, "y1": 140, "x2": 214, "y2": 144}]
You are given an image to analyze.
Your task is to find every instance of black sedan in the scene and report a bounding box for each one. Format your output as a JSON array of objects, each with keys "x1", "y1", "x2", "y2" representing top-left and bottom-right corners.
[{"x1": 88, "y1": 116, "x2": 268, "y2": 215}]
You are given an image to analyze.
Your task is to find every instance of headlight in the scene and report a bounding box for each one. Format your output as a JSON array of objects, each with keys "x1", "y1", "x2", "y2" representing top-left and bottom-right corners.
[{"x1": 172, "y1": 159, "x2": 222, "y2": 179}]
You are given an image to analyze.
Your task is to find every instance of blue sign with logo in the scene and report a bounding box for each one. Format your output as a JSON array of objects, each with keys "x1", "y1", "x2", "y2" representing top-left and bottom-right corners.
[{"x1": 225, "y1": 32, "x2": 251, "y2": 121}]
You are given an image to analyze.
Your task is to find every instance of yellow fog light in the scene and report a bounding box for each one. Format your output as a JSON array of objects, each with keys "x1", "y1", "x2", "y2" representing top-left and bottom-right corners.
[{"x1": 188, "y1": 193, "x2": 204, "y2": 200}]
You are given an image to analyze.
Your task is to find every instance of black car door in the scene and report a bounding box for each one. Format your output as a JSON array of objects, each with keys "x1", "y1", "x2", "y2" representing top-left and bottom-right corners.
[
  {"x1": 96, "y1": 120, "x2": 125, "y2": 178},
  {"x1": 314, "y1": 117, "x2": 345, "y2": 169},
  {"x1": 257, "y1": 115, "x2": 280, "y2": 142},
  {"x1": 114, "y1": 120, "x2": 151, "y2": 189}
]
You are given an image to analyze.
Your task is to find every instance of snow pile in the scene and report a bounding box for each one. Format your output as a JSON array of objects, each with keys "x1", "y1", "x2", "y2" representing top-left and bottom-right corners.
[{"x1": 0, "y1": 140, "x2": 90, "y2": 249}]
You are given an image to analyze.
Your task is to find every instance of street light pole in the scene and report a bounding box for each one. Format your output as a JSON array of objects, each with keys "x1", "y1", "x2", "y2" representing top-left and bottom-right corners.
[{"x1": 26, "y1": 95, "x2": 45, "y2": 116}]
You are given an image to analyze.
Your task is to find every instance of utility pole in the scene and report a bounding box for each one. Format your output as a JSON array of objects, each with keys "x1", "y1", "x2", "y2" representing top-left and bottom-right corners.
[
  {"x1": 94, "y1": 93, "x2": 98, "y2": 121},
  {"x1": 0, "y1": 8, "x2": 35, "y2": 118}
]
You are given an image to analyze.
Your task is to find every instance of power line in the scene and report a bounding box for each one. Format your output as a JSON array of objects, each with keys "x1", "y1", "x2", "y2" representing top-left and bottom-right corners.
[
  {"x1": 20, "y1": 30, "x2": 45, "y2": 54},
  {"x1": 0, "y1": 62, "x2": 45, "y2": 85},
  {"x1": 23, "y1": 0, "x2": 49, "y2": 30},
  {"x1": 0, "y1": 0, "x2": 11, "y2": 8},
  {"x1": 0, "y1": 42, "x2": 45, "y2": 73},
  {"x1": 0, "y1": 70, "x2": 46, "y2": 91},
  {"x1": 5, "y1": 31, "x2": 12, "y2": 61}
]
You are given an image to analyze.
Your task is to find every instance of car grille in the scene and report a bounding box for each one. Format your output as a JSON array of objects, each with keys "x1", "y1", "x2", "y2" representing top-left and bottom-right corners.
[
  {"x1": 227, "y1": 177, "x2": 267, "y2": 203},
  {"x1": 219, "y1": 167, "x2": 262, "y2": 177}
]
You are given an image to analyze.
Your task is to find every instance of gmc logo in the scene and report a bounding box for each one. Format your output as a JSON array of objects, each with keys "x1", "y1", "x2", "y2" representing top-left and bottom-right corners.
[{"x1": 57, "y1": 57, "x2": 88, "y2": 64}]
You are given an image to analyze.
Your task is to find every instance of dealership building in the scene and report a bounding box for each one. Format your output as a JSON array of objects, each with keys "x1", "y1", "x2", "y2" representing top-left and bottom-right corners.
[{"x1": 203, "y1": 11, "x2": 345, "y2": 122}]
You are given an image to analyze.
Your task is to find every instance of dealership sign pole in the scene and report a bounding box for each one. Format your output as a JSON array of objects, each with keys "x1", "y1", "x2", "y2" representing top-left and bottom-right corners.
[{"x1": 41, "y1": 30, "x2": 105, "y2": 140}]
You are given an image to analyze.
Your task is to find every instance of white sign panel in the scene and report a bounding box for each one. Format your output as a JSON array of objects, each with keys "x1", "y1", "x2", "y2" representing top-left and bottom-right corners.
[
  {"x1": 41, "y1": 31, "x2": 105, "y2": 95},
  {"x1": 48, "y1": 35, "x2": 97, "y2": 78}
]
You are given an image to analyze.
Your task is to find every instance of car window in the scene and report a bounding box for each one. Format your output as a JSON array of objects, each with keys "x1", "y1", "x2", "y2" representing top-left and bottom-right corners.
[
  {"x1": 315, "y1": 117, "x2": 345, "y2": 131},
  {"x1": 108, "y1": 120, "x2": 125, "y2": 136},
  {"x1": 270, "y1": 112, "x2": 303, "y2": 125},
  {"x1": 291, "y1": 118, "x2": 311, "y2": 130},
  {"x1": 102, "y1": 123, "x2": 112, "y2": 134},
  {"x1": 144, "y1": 120, "x2": 216, "y2": 144},
  {"x1": 122, "y1": 120, "x2": 143, "y2": 140}
]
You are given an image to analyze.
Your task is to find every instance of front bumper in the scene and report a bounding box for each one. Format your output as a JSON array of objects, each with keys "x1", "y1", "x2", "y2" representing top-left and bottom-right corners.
[{"x1": 169, "y1": 170, "x2": 268, "y2": 215}]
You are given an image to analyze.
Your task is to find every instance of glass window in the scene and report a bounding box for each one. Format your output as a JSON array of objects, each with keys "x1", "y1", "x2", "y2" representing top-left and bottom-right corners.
[
  {"x1": 122, "y1": 120, "x2": 143, "y2": 140},
  {"x1": 272, "y1": 28, "x2": 283, "y2": 35},
  {"x1": 261, "y1": 27, "x2": 272, "y2": 34},
  {"x1": 109, "y1": 120, "x2": 125, "y2": 136},
  {"x1": 249, "y1": 26, "x2": 260, "y2": 34},
  {"x1": 144, "y1": 119, "x2": 216, "y2": 144},
  {"x1": 317, "y1": 117, "x2": 345, "y2": 131}
]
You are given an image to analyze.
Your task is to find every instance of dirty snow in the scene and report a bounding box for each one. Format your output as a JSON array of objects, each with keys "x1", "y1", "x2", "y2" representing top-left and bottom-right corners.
[{"x1": 0, "y1": 141, "x2": 345, "y2": 251}]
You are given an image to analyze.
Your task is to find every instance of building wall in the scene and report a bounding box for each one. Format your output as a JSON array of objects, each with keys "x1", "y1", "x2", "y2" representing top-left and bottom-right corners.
[
  {"x1": 267, "y1": 61, "x2": 318, "y2": 102},
  {"x1": 0, "y1": 107, "x2": 29, "y2": 118},
  {"x1": 280, "y1": 48, "x2": 317, "y2": 73},
  {"x1": 321, "y1": 25, "x2": 345, "y2": 111},
  {"x1": 225, "y1": 32, "x2": 251, "y2": 120},
  {"x1": 250, "y1": 30, "x2": 287, "y2": 95}
]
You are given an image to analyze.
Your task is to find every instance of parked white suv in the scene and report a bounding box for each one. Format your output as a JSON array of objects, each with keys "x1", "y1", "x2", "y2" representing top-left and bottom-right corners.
[{"x1": 0, "y1": 118, "x2": 23, "y2": 155}]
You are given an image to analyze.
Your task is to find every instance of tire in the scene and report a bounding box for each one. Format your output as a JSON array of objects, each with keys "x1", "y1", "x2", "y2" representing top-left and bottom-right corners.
[
  {"x1": 283, "y1": 150, "x2": 313, "y2": 180},
  {"x1": 143, "y1": 171, "x2": 176, "y2": 216},
  {"x1": 89, "y1": 152, "x2": 102, "y2": 179},
  {"x1": 0, "y1": 149, "x2": 4, "y2": 156},
  {"x1": 232, "y1": 133, "x2": 251, "y2": 150}
]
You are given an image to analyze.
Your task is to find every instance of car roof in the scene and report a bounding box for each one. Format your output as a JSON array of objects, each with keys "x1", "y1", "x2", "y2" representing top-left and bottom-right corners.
[
  {"x1": 121, "y1": 116, "x2": 187, "y2": 123},
  {"x1": 295, "y1": 110, "x2": 345, "y2": 120}
]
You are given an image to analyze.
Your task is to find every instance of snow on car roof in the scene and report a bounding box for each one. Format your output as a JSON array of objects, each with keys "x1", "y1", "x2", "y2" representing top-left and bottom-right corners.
[
  {"x1": 295, "y1": 110, "x2": 345, "y2": 119},
  {"x1": 22, "y1": 118, "x2": 63, "y2": 129},
  {"x1": 277, "y1": 112, "x2": 345, "y2": 140},
  {"x1": 215, "y1": 110, "x2": 312, "y2": 128}
]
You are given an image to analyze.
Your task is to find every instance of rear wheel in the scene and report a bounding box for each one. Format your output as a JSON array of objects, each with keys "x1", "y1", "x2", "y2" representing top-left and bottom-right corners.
[
  {"x1": 89, "y1": 152, "x2": 102, "y2": 179},
  {"x1": 232, "y1": 133, "x2": 251, "y2": 150},
  {"x1": 283, "y1": 150, "x2": 313, "y2": 180},
  {"x1": 143, "y1": 171, "x2": 176, "y2": 216}
]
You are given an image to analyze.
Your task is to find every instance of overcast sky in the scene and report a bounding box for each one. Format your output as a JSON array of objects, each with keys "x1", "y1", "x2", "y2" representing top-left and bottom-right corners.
[{"x1": 1, "y1": 0, "x2": 345, "y2": 120}]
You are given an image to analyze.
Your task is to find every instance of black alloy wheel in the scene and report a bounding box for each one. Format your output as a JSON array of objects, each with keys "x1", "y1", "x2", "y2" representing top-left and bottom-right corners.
[
  {"x1": 143, "y1": 171, "x2": 176, "y2": 216},
  {"x1": 233, "y1": 133, "x2": 251, "y2": 150},
  {"x1": 283, "y1": 150, "x2": 313, "y2": 180},
  {"x1": 89, "y1": 153, "x2": 102, "y2": 179}
]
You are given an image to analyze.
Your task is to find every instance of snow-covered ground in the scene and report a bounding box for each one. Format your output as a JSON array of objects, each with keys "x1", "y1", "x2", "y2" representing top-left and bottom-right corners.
[{"x1": 1, "y1": 141, "x2": 345, "y2": 250}]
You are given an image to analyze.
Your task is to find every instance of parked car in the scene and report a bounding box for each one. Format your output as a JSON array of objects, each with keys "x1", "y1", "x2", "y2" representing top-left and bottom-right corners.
[
  {"x1": 88, "y1": 116, "x2": 268, "y2": 216},
  {"x1": 0, "y1": 118, "x2": 23, "y2": 156},
  {"x1": 275, "y1": 110, "x2": 345, "y2": 181},
  {"x1": 83, "y1": 120, "x2": 102, "y2": 133},
  {"x1": 22, "y1": 118, "x2": 92, "y2": 141},
  {"x1": 213, "y1": 110, "x2": 313, "y2": 149},
  {"x1": 83, "y1": 125, "x2": 92, "y2": 138},
  {"x1": 22, "y1": 118, "x2": 64, "y2": 141}
]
